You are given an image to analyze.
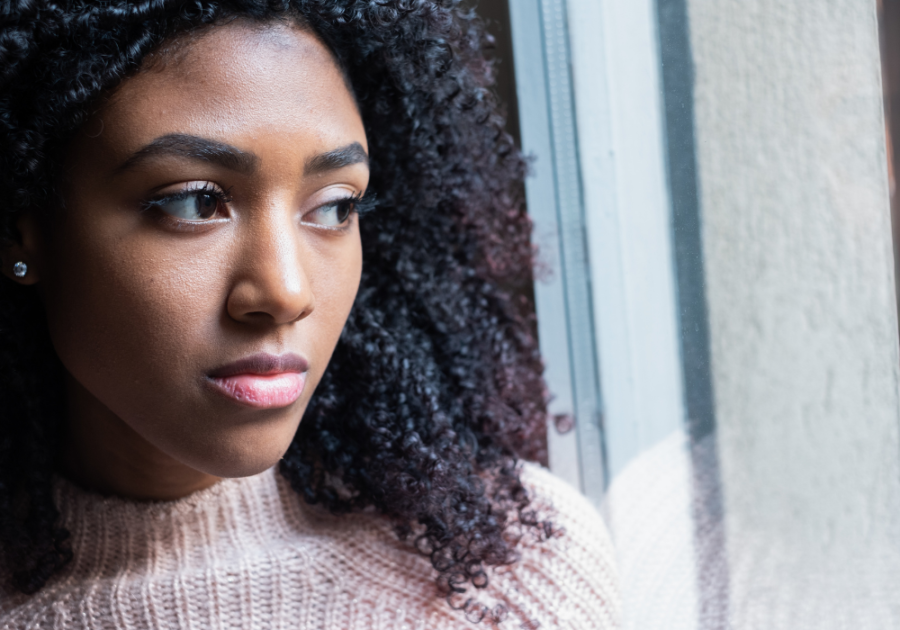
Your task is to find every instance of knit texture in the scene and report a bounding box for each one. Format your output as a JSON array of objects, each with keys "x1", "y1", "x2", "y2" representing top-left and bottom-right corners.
[{"x1": 0, "y1": 462, "x2": 620, "y2": 629}]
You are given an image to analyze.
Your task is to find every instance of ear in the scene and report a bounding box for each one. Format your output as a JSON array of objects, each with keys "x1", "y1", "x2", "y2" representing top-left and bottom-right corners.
[{"x1": 1, "y1": 213, "x2": 43, "y2": 286}]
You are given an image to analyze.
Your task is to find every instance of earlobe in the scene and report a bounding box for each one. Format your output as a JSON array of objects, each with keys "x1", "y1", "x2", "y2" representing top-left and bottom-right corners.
[
  {"x1": 0, "y1": 213, "x2": 43, "y2": 285},
  {"x1": 0, "y1": 253, "x2": 40, "y2": 285}
]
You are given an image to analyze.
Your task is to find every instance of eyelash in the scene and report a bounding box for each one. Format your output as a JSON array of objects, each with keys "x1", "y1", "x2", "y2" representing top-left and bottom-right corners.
[
  {"x1": 140, "y1": 182, "x2": 232, "y2": 216},
  {"x1": 349, "y1": 191, "x2": 377, "y2": 216},
  {"x1": 315, "y1": 191, "x2": 376, "y2": 230},
  {"x1": 139, "y1": 185, "x2": 377, "y2": 229}
]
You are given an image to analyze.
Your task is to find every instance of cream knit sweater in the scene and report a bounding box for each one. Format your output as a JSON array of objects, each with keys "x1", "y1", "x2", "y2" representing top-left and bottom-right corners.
[{"x1": 1, "y1": 462, "x2": 620, "y2": 629}]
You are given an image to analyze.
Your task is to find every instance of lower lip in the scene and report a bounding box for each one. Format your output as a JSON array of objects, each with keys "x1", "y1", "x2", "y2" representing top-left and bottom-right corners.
[{"x1": 208, "y1": 372, "x2": 306, "y2": 409}]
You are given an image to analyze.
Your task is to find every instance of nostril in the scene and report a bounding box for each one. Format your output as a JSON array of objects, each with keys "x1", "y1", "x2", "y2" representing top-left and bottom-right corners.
[{"x1": 245, "y1": 310, "x2": 294, "y2": 321}]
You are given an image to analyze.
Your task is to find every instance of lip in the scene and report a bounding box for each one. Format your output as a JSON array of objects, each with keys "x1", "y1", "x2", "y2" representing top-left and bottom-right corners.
[{"x1": 207, "y1": 352, "x2": 309, "y2": 409}]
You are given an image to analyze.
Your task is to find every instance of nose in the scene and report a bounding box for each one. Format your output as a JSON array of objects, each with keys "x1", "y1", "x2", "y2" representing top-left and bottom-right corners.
[{"x1": 226, "y1": 206, "x2": 314, "y2": 326}]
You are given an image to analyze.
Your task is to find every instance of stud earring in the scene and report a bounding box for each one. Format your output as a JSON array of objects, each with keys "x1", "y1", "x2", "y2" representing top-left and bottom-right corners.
[{"x1": 13, "y1": 261, "x2": 27, "y2": 278}]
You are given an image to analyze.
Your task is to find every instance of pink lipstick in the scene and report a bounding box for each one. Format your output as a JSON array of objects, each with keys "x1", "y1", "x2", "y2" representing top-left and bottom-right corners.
[{"x1": 207, "y1": 353, "x2": 308, "y2": 409}]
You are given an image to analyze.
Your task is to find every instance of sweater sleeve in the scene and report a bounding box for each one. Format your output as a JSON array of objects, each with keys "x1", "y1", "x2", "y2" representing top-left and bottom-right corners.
[{"x1": 487, "y1": 462, "x2": 622, "y2": 630}]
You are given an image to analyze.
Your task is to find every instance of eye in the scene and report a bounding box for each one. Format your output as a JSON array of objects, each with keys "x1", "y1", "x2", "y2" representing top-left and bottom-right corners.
[
  {"x1": 142, "y1": 183, "x2": 230, "y2": 221},
  {"x1": 304, "y1": 196, "x2": 358, "y2": 228},
  {"x1": 158, "y1": 190, "x2": 221, "y2": 221}
]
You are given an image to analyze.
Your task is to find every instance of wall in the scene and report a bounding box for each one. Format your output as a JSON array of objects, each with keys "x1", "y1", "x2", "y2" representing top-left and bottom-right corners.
[{"x1": 688, "y1": 0, "x2": 900, "y2": 625}]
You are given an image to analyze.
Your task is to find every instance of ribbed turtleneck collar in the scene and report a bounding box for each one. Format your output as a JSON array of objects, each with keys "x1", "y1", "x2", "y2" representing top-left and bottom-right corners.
[{"x1": 53, "y1": 466, "x2": 293, "y2": 580}]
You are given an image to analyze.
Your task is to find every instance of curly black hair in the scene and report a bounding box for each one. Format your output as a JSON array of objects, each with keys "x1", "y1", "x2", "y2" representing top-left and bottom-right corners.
[{"x1": 0, "y1": 0, "x2": 549, "y2": 620}]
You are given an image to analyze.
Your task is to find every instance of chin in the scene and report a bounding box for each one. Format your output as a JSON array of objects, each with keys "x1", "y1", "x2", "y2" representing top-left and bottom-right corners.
[{"x1": 172, "y1": 417, "x2": 299, "y2": 479}]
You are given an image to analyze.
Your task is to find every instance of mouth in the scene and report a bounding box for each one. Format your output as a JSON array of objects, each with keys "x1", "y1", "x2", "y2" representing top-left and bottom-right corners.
[{"x1": 206, "y1": 353, "x2": 309, "y2": 409}]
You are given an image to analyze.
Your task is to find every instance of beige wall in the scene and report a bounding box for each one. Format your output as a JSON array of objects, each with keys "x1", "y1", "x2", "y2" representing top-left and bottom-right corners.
[{"x1": 689, "y1": 0, "x2": 900, "y2": 624}]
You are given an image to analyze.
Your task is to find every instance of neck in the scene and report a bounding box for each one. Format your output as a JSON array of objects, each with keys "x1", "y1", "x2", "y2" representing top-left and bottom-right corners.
[{"x1": 57, "y1": 375, "x2": 220, "y2": 501}]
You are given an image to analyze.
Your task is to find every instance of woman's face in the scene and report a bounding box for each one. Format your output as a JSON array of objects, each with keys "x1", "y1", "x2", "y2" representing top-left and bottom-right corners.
[{"x1": 25, "y1": 22, "x2": 368, "y2": 488}]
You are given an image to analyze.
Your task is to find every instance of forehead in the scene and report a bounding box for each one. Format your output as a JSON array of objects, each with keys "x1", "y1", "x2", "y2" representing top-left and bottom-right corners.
[{"x1": 85, "y1": 21, "x2": 365, "y2": 163}]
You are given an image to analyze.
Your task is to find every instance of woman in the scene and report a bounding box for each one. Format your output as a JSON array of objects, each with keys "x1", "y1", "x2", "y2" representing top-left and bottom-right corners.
[{"x1": 0, "y1": 1, "x2": 619, "y2": 627}]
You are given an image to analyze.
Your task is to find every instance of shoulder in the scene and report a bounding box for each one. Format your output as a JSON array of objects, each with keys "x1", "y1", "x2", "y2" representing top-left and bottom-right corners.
[
  {"x1": 280, "y1": 462, "x2": 622, "y2": 629},
  {"x1": 519, "y1": 460, "x2": 615, "y2": 548},
  {"x1": 484, "y1": 462, "x2": 622, "y2": 629}
]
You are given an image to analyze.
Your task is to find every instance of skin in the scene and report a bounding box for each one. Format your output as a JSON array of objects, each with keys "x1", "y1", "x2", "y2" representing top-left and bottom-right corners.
[{"x1": 0, "y1": 21, "x2": 369, "y2": 500}]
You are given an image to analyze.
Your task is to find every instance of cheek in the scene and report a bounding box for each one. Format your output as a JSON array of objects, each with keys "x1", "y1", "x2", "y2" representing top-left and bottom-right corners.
[
  {"x1": 42, "y1": 222, "x2": 228, "y2": 417},
  {"x1": 319, "y1": 234, "x2": 363, "y2": 317},
  {"x1": 302, "y1": 233, "x2": 363, "y2": 383}
]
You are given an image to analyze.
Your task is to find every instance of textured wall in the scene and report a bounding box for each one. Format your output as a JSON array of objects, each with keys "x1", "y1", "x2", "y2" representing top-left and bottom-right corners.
[{"x1": 687, "y1": 0, "x2": 900, "y2": 625}]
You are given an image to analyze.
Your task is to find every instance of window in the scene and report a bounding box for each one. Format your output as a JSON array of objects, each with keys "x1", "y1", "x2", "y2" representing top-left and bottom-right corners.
[{"x1": 485, "y1": 0, "x2": 900, "y2": 626}]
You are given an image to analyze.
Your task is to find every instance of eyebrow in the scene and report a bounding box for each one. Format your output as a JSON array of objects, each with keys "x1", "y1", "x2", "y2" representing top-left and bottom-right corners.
[
  {"x1": 304, "y1": 142, "x2": 369, "y2": 175},
  {"x1": 116, "y1": 134, "x2": 259, "y2": 175},
  {"x1": 115, "y1": 135, "x2": 368, "y2": 178}
]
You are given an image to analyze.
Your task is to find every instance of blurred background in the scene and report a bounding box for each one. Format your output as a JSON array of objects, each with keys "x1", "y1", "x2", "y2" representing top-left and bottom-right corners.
[{"x1": 475, "y1": 0, "x2": 900, "y2": 627}]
